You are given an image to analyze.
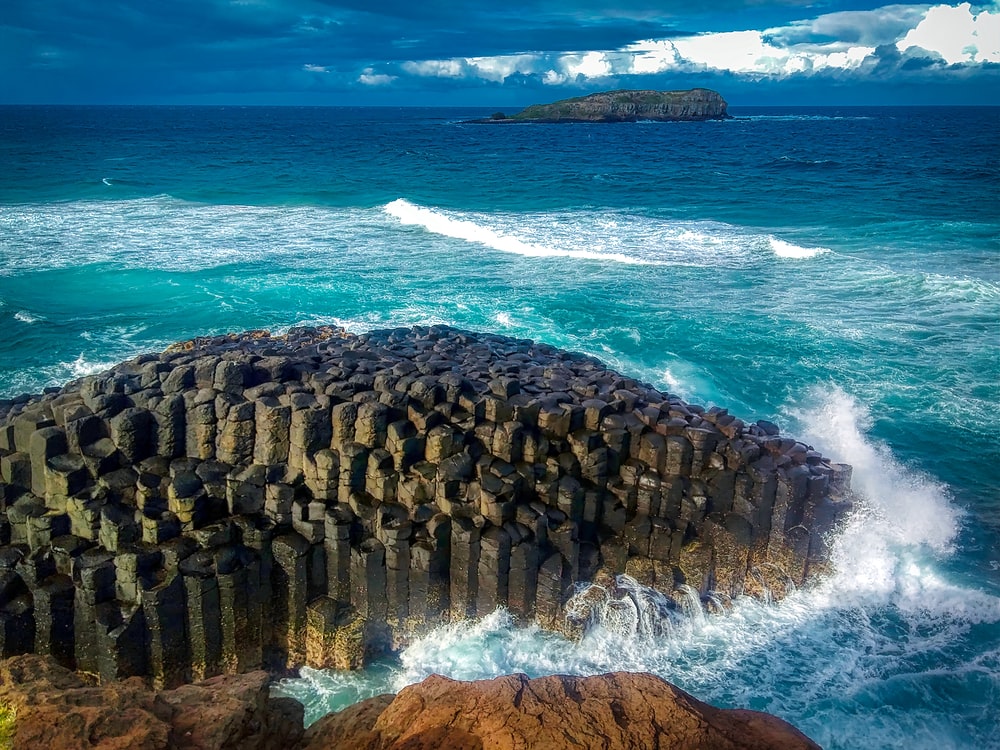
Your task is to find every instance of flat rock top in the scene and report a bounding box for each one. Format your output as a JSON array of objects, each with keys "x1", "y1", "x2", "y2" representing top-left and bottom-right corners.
[
  {"x1": 0, "y1": 323, "x2": 803, "y2": 454},
  {"x1": 2, "y1": 324, "x2": 669, "y2": 417},
  {"x1": 302, "y1": 672, "x2": 822, "y2": 750}
]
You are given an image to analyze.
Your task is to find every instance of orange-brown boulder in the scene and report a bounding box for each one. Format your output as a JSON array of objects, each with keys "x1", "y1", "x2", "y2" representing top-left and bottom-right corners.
[
  {"x1": 0, "y1": 654, "x2": 303, "y2": 749},
  {"x1": 301, "y1": 672, "x2": 821, "y2": 750}
]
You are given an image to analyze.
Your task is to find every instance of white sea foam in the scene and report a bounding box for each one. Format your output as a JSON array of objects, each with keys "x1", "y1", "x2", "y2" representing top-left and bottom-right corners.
[
  {"x1": 1, "y1": 351, "x2": 139, "y2": 397},
  {"x1": 0, "y1": 196, "x2": 926, "y2": 299},
  {"x1": 274, "y1": 382, "x2": 1000, "y2": 747},
  {"x1": 792, "y1": 386, "x2": 958, "y2": 559},
  {"x1": 0, "y1": 197, "x2": 381, "y2": 274},
  {"x1": 769, "y1": 236, "x2": 829, "y2": 259},
  {"x1": 737, "y1": 115, "x2": 873, "y2": 122},
  {"x1": 383, "y1": 198, "x2": 842, "y2": 270},
  {"x1": 384, "y1": 198, "x2": 654, "y2": 265},
  {"x1": 13, "y1": 311, "x2": 43, "y2": 324},
  {"x1": 62, "y1": 353, "x2": 121, "y2": 379},
  {"x1": 661, "y1": 368, "x2": 684, "y2": 394}
]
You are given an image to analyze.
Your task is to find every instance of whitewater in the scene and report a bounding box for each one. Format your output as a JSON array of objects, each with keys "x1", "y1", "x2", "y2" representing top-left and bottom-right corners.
[
  {"x1": 1, "y1": 104, "x2": 998, "y2": 748},
  {"x1": 275, "y1": 386, "x2": 999, "y2": 749}
]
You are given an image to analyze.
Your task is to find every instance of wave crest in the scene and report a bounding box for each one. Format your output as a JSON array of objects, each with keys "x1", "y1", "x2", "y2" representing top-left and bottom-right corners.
[
  {"x1": 384, "y1": 198, "x2": 654, "y2": 265},
  {"x1": 769, "y1": 236, "x2": 828, "y2": 259}
]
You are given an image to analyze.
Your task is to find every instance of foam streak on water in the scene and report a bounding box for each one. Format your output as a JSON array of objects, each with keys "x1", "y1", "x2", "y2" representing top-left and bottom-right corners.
[{"x1": 384, "y1": 198, "x2": 828, "y2": 267}]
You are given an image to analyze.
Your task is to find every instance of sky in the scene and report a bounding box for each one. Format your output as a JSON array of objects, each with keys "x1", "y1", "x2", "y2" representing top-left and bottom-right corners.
[{"x1": 1, "y1": 0, "x2": 998, "y2": 106}]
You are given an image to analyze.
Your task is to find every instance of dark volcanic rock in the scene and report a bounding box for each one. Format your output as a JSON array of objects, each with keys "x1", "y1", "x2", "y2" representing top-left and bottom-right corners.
[
  {"x1": 493, "y1": 88, "x2": 729, "y2": 123},
  {"x1": 300, "y1": 672, "x2": 821, "y2": 750},
  {"x1": 0, "y1": 653, "x2": 303, "y2": 749},
  {"x1": 0, "y1": 325, "x2": 853, "y2": 681}
]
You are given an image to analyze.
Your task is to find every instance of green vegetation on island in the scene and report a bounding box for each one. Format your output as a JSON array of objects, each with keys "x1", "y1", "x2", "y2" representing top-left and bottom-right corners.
[{"x1": 486, "y1": 88, "x2": 729, "y2": 123}]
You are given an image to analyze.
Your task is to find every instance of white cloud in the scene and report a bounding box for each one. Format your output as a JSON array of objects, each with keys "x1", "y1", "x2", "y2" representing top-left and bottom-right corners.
[
  {"x1": 769, "y1": 5, "x2": 931, "y2": 47},
  {"x1": 302, "y1": 64, "x2": 329, "y2": 73},
  {"x1": 897, "y1": 3, "x2": 1000, "y2": 63},
  {"x1": 358, "y1": 67, "x2": 397, "y2": 85},
  {"x1": 673, "y1": 31, "x2": 785, "y2": 74},
  {"x1": 396, "y1": 2, "x2": 999, "y2": 86},
  {"x1": 401, "y1": 54, "x2": 541, "y2": 82},
  {"x1": 560, "y1": 51, "x2": 613, "y2": 79},
  {"x1": 401, "y1": 59, "x2": 466, "y2": 78},
  {"x1": 464, "y1": 55, "x2": 540, "y2": 82},
  {"x1": 627, "y1": 40, "x2": 680, "y2": 74},
  {"x1": 625, "y1": 31, "x2": 874, "y2": 77}
]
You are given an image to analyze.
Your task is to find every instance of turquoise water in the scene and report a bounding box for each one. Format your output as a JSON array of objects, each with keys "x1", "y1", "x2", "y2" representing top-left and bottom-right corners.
[{"x1": 2, "y1": 105, "x2": 998, "y2": 748}]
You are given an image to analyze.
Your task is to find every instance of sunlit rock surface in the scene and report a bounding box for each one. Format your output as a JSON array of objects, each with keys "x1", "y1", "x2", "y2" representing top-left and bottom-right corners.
[{"x1": 300, "y1": 672, "x2": 822, "y2": 750}]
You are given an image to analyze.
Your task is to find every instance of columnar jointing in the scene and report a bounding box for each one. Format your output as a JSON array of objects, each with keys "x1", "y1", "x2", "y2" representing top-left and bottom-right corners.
[{"x1": 0, "y1": 326, "x2": 853, "y2": 685}]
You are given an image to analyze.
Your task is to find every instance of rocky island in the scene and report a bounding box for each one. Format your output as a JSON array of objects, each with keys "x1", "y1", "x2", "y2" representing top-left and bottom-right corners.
[{"x1": 483, "y1": 88, "x2": 729, "y2": 123}]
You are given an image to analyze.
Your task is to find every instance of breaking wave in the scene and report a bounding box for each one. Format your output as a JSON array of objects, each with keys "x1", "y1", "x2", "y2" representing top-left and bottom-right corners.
[{"x1": 274, "y1": 386, "x2": 1000, "y2": 749}]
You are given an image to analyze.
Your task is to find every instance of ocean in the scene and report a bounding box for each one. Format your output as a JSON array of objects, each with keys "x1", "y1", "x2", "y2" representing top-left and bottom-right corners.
[{"x1": 1, "y1": 104, "x2": 997, "y2": 748}]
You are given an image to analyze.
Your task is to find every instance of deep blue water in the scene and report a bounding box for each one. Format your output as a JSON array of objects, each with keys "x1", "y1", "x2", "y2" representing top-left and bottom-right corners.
[{"x1": 1, "y1": 105, "x2": 998, "y2": 748}]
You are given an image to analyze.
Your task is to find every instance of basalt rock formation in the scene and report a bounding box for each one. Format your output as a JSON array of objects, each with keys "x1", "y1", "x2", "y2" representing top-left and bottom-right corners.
[
  {"x1": 0, "y1": 325, "x2": 852, "y2": 685},
  {"x1": 301, "y1": 672, "x2": 822, "y2": 750},
  {"x1": 496, "y1": 88, "x2": 729, "y2": 123}
]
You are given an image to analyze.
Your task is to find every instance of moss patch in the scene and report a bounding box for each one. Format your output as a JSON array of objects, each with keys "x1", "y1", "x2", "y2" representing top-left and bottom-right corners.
[{"x1": 0, "y1": 702, "x2": 16, "y2": 750}]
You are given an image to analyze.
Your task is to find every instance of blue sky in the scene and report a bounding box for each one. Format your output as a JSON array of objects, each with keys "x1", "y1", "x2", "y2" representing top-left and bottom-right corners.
[{"x1": 2, "y1": 0, "x2": 998, "y2": 106}]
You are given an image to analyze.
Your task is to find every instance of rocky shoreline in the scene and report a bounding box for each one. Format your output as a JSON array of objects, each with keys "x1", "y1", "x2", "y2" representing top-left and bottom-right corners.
[
  {"x1": 0, "y1": 654, "x2": 821, "y2": 748},
  {"x1": 476, "y1": 88, "x2": 730, "y2": 123},
  {"x1": 0, "y1": 325, "x2": 852, "y2": 688}
]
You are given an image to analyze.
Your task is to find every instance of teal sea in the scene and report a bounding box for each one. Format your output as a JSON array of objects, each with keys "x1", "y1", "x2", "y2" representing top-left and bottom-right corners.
[{"x1": 1, "y1": 105, "x2": 998, "y2": 748}]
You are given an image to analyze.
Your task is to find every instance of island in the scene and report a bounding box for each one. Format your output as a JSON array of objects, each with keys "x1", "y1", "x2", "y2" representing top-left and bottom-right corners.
[{"x1": 480, "y1": 88, "x2": 730, "y2": 123}]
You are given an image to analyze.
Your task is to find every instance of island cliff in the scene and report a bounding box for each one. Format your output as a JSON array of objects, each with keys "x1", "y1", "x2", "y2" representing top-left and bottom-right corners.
[
  {"x1": 0, "y1": 325, "x2": 851, "y2": 687},
  {"x1": 493, "y1": 88, "x2": 729, "y2": 123}
]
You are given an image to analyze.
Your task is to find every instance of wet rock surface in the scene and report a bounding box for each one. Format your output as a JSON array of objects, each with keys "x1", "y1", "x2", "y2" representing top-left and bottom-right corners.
[
  {"x1": 0, "y1": 325, "x2": 852, "y2": 682},
  {"x1": 300, "y1": 672, "x2": 822, "y2": 750}
]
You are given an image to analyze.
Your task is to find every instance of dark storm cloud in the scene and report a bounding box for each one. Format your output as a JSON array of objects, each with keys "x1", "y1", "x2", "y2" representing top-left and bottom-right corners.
[{"x1": 0, "y1": 0, "x2": 997, "y2": 104}]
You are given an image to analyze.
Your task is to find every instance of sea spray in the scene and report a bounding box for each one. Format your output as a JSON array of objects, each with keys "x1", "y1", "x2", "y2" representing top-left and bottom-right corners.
[
  {"x1": 4, "y1": 105, "x2": 997, "y2": 749},
  {"x1": 274, "y1": 383, "x2": 1000, "y2": 749}
]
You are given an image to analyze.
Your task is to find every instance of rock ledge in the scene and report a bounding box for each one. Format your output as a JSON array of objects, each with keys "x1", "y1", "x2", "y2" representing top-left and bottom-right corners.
[{"x1": 302, "y1": 671, "x2": 821, "y2": 750}]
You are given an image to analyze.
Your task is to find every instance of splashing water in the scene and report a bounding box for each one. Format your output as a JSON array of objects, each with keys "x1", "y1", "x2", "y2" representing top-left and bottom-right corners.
[{"x1": 274, "y1": 387, "x2": 1000, "y2": 749}]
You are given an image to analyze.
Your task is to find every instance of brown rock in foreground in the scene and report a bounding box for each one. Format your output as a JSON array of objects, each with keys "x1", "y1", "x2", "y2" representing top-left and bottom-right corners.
[
  {"x1": 301, "y1": 672, "x2": 821, "y2": 750},
  {"x1": 0, "y1": 653, "x2": 303, "y2": 749}
]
